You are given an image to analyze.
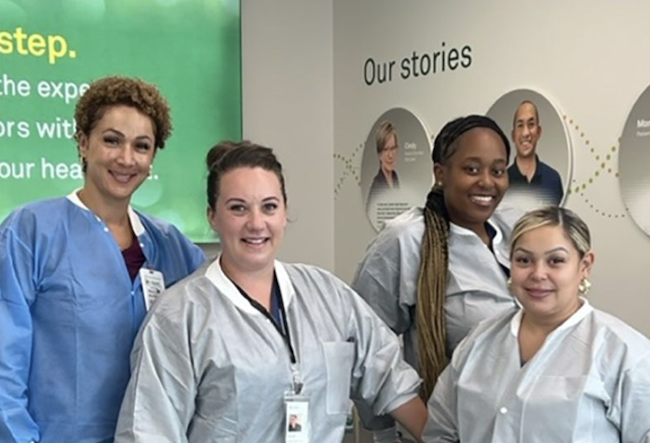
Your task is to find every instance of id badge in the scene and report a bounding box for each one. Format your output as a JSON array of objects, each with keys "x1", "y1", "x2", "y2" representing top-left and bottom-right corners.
[
  {"x1": 284, "y1": 392, "x2": 309, "y2": 443},
  {"x1": 139, "y1": 268, "x2": 165, "y2": 311}
]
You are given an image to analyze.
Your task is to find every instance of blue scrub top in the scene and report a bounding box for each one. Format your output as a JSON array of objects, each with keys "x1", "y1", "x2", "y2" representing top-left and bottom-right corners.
[{"x1": 0, "y1": 194, "x2": 206, "y2": 443}]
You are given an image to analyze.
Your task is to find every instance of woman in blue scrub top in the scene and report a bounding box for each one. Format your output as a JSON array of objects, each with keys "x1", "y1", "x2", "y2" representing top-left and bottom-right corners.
[{"x1": 0, "y1": 76, "x2": 205, "y2": 443}]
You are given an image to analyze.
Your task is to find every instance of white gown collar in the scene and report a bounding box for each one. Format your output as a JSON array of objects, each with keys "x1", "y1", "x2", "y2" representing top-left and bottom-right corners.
[
  {"x1": 204, "y1": 255, "x2": 296, "y2": 316},
  {"x1": 449, "y1": 217, "x2": 503, "y2": 245},
  {"x1": 510, "y1": 297, "x2": 593, "y2": 337},
  {"x1": 66, "y1": 189, "x2": 145, "y2": 235}
]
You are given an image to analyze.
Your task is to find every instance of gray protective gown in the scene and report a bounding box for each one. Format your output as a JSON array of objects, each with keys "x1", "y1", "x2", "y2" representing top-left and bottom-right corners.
[
  {"x1": 115, "y1": 259, "x2": 421, "y2": 443},
  {"x1": 424, "y1": 300, "x2": 650, "y2": 443},
  {"x1": 352, "y1": 205, "x2": 522, "y2": 370}
]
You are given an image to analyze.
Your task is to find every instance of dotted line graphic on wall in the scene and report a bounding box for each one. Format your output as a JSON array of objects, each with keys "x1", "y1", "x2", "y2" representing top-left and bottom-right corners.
[
  {"x1": 337, "y1": 116, "x2": 627, "y2": 220},
  {"x1": 563, "y1": 115, "x2": 625, "y2": 219},
  {"x1": 333, "y1": 142, "x2": 363, "y2": 198}
]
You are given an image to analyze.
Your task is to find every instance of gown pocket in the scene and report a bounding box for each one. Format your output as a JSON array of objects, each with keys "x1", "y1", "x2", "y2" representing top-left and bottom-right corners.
[{"x1": 322, "y1": 341, "x2": 355, "y2": 415}]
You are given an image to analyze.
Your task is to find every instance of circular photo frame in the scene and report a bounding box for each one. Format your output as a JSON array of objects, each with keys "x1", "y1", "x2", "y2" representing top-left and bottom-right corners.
[
  {"x1": 619, "y1": 83, "x2": 650, "y2": 237},
  {"x1": 360, "y1": 108, "x2": 433, "y2": 232},
  {"x1": 487, "y1": 89, "x2": 572, "y2": 212}
]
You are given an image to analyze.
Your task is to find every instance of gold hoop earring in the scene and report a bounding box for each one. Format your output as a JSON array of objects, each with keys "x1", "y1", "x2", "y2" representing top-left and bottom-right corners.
[{"x1": 578, "y1": 278, "x2": 592, "y2": 295}]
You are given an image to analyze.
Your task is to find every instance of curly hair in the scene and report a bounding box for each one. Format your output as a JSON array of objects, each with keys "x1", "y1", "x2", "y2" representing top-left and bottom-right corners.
[{"x1": 74, "y1": 76, "x2": 172, "y2": 150}]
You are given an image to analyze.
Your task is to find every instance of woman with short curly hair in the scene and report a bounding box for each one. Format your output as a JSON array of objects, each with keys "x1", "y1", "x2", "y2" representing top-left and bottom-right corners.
[{"x1": 0, "y1": 75, "x2": 205, "y2": 443}]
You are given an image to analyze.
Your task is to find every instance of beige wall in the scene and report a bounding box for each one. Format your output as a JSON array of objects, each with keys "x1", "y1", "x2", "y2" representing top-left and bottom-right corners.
[
  {"x1": 240, "y1": 0, "x2": 650, "y2": 337},
  {"x1": 241, "y1": 0, "x2": 335, "y2": 271},
  {"x1": 333, "y1": 0, "x2": 650, "y2": 336}
]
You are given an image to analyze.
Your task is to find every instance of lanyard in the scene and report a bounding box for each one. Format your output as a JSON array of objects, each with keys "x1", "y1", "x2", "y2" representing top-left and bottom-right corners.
[
  {"x1": 231, "y1": 274, "x2": 297, "y2": 366},
  {"x1": 232, "y1": 274, "x2": 303, "y2": 394}
]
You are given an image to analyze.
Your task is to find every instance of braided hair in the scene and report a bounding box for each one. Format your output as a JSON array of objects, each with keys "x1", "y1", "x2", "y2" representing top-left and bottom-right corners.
[{"x1": 417, "y1": 115, "x2": 510, "y2": 399}]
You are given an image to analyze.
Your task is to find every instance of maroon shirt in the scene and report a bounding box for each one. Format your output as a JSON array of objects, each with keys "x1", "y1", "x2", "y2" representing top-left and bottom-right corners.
[{"x1": 122, "y1": 235, "x2": 146, "y2": 281}]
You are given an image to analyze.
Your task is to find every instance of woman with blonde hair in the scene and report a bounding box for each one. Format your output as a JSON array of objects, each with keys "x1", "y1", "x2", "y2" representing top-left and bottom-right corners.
[{"x1": 424, "y1": 207, "x2": 650, "y2": 442}]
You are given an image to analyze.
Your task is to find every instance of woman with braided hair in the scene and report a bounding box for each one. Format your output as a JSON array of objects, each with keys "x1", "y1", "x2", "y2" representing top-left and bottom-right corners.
[{"x1": 352, "y1": 115, "x2": 521, "y2": 442}]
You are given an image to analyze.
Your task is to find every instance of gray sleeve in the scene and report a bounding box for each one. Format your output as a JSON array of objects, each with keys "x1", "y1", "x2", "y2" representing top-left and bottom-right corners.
[
  {"x1": 351, "y1": 223, "x2": 421, "y2": 336},
  {"x1": 422, "y1": 365, "x2": 459, "y2": 443},
  {"x1": 350, "y1": 218, "x2": 422, "y2": 431},
  {"x1": 115, "y1": 314, "x2": 196, "y2": 443},
  {"x1": 614, "y1": 354, "x2": 650, "y2": 443},
  {"x1": 342, "y1": 281, "x2": 421, "y2": 419}
]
